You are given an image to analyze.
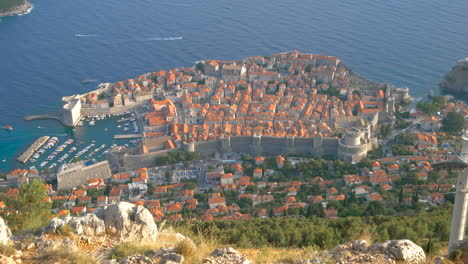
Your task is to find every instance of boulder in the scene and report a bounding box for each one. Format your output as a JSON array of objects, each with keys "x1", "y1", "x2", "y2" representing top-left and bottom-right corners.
[
  {"x1": 102, "y1": 202, "x2": 158, "y2": 243},
  {"x1": 204, "y1": 247, "x2": 252, "y2": 264},
  {"x1": 0, "y1": 217, "x2": 12, "y2": 245},
  {"x1": 370, "y1": 240, "x2": 426, "y2": 264},
  {"x1": 119, "y1": 254, "x2": 155, "y2": 264},
  {"x1": 70, "y1": 213, "x2": 106, "y2": 236},
  {"x1": 46, "y1": 213, "x2": 106, "y2": 237}
]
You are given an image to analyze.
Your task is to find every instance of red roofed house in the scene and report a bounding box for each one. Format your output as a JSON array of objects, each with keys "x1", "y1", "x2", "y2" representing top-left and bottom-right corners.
[
  {"x1": 208, "y1": 197, "x2": 226, "y2": 209},
  {"x1": 344, "y1": 174, "x2": 362, "y2": 186},
  {"x1": 253, "y1": 168, "x2": 263, "y2": 178}
]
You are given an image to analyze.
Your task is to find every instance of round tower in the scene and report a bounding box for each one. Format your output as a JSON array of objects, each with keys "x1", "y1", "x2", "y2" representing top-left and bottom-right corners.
[{"x1": 344, "y1": 128, "x2": 362, "y2": 146}]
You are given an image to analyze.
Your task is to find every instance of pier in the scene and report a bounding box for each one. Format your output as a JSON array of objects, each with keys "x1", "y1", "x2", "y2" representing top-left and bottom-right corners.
[
  {"x1": 17, "y1": 136, "x2": 50, "y2": 163},
  {"x1": 114, "y1": 134, "x2": 142, "y2": 139}
]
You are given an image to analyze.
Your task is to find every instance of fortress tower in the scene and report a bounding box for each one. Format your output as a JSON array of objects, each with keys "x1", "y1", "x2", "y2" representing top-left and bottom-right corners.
[
  {"x1": 62, "y1": 95, "x2": 82, "y2": 126},
  {"x1": 337, "y1": 128, "x2": 369, "y2": 163}
]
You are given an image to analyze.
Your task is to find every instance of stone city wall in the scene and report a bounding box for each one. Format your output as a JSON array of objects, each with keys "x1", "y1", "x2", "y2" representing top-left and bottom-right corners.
[
  {"x1": 194, "y1": 136, "x2": 340, "y2": 157},
  {"x1": 123, "y1": 149, "x2": 173, "y2": 170}
]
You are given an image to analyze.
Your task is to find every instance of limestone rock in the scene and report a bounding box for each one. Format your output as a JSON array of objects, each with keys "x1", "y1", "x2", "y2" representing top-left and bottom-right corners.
[
  {"x1": 0, "y1": 217, "x2": 12, "y2": 245},
  {"x1": 369, "y1": 240, "x2": 426, "y2": 264},
  {"x1": 159, "y1": 253, "x2": 184, "y2": 264},
  {"x1": 385, "y1": 240, "x2": 426, "y2": 264},
  {"x1": 352, "y1": 240, "x2": 370, "y2": 252},
  {"x1": 204, "y1": 247, "x2": 252, "y2": 264},
  {"x1": 35, "y1": 236, "x2": 78, "y2": 253},
  {"x1": 0, "y1": 255, "x2": 16, "y2": 264},
  {"x1": 45, "y1": 217, "x2": 65, "y2": 234},
  {"x1": 70, "y1": 213, "x2": 106, "y2": 236},
  {"x1": 119, "y1": 254, "x2": 155, "y2": 264},
  {"x1": 47, "y1": 213, "x2": 106, "y2": 238},
  {"x1": 102, "y1": 202, "x2": 158, "y2": 242}
]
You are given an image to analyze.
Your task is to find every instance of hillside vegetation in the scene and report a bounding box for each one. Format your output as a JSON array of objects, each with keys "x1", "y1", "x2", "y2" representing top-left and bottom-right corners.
[
  {"x1": 0, "y1": 0, "x2": 27, "y2": 11},
  {"x1": 180, "y1": 207, "x2": 451, "y2": 250}
]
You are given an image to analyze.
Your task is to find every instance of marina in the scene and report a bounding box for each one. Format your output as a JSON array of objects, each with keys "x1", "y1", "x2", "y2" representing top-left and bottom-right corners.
[
  {"x1": 16, "y1": 136, "x2": 50, "y2": 163},
  {"x1": 8, "y1": 110, "x2": 142, "y2": 172}
]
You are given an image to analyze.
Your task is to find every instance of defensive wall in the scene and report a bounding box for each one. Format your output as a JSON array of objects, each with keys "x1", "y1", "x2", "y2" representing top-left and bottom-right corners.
[
  {"x1": 57, "y1": 160, "x2": 112, "y2": 190},
  {"x1": 123, "y1": 149, "x2": 173, "y2": 170},
  {"x1": 191, "y1": 135, "x2": 342, "y2": 158}
]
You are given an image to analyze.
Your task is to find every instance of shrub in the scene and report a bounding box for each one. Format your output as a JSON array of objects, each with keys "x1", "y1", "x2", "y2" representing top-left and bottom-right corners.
[{"x1": 59, "y1": 224, "x2": 75, "y2": 236}]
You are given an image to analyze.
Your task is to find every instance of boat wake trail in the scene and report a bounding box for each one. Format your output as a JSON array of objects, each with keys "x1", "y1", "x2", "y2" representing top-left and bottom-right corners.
[
  {"x1": 75, "y1": 34, "x2": 101, "y2": 37},
  {"x1": 165, "y1": 3, "x2": 192, "y2": 7},
  {"x1": 141, "y1": 37, "x2": 183, "y2": 41}
]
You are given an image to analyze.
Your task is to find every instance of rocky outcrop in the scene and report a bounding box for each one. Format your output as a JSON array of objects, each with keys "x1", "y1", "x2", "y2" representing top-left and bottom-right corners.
[
  {"x1": 0, "y1": 216, "x2": 12, "y2": 245},
  {"x1": 46, "y1": 202, "x2": 158, "y2": 243},
  {"x1": 35, "y1": 236, "x2": 78, "y2": 253},
  {"x1": 67, "y1": 213, "x2": 106, "y2": 236},
  {"x1": 328, "y1": 239, "x2": 426, "y2": 264},
  {"x1": 204, "y1": 247, "x2": 252, "y2": 264},
  {"x1": 46, "y1": 213, "x2": 106, "y2": 237},
  {"x1": 101, "y1": 202, "x2": 158, "y2": 243},
  {"x1": 119, "y1": 254, "x2": 155, "y2": 264},
  {"x1": 440, "y1": 58, "x2": 468, "y2": 93}
]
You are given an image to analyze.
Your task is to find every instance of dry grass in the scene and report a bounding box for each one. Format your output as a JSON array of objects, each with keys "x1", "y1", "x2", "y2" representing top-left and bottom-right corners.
[
  {"x1": 0, "y1": 243, "x2": 17, "y2": 256},
  {"x1": 239, "y1": 246, "x2": 333, "y2": 264},
  {"x1": 39, "y1": 246, "x2": 101, "y2": 264},
  {"x1": 175, "y1": 238, "x2": 197, "y2": 259},
  {"x1": 109, "y1": 242, "x2": 156, "y2": 261}
]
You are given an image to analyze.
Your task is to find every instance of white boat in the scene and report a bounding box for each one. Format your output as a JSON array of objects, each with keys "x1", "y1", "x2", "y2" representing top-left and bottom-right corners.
[
  {"x1": 78, "y1": 122, "x2": 83, "y2": 126},
  {"x1": 89, "y1": 121, "x2": 95, "y2": 126}
]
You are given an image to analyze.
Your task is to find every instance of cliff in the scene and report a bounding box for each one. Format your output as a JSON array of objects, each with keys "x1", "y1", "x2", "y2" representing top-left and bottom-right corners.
[
  {"x1": 0, "y1": 0, "x2": 32, "y2": 18},
  {"x1": 440, "y1": 58, "x2": 468, "y2": 93}
]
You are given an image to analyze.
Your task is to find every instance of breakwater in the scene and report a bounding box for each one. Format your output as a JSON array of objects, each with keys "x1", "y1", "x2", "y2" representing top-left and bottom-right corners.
[{"x1": 16, "y1": 136, "x2": 50, "y2": 163}]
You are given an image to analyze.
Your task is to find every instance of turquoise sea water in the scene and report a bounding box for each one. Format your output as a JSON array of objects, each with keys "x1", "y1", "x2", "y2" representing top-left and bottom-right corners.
[{"x1": 0, "y1": 0, "x2": 468, "y2": 172}]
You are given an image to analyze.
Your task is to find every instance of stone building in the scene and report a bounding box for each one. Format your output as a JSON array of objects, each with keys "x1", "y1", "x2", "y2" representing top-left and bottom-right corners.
[{"x1": 57, "y1": 160, "x2": 112, "y2": 190}]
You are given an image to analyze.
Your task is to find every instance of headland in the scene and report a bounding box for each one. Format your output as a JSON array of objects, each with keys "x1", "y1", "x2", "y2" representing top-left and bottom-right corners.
[{"x1": 0, "y1": 0, "x2": 32, "y2": 18}]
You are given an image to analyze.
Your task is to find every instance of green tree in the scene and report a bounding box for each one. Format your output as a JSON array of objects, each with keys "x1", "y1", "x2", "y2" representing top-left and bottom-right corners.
[
  {"x1": 364, "y1": 201, "x2": 385, "y2": 216},
  {"x1": 442, "y1": 111, "x2": 464, "y2": 134},
  {"x1": 2, "y1": 180, "x2": 51, "y2": 233},
  {"x1": 195, "y1": 62, "x2": 204, "y2": 73}
]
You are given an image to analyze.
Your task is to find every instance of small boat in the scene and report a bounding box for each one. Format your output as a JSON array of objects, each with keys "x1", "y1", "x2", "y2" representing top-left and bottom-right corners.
[
  {"x1": 82, "y1": 79, "x2": 91, "y2": 83},
  {"x1": 1, "y1": 159, "x2": 5, "y2": 163},
  {"x1": 3, "y1": 126, "x2": 13, "y2": 132},
  {"x1": 89, "y1": 121, "x2": 95, "y2": 126}
]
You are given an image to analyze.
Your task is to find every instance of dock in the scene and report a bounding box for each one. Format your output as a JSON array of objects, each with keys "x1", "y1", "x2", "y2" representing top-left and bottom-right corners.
[
  {"x1": 114, "y1": 134, "x2": 142, "y2": 139},
  {"x1": 17, "y1": 136, "x2": 50, "y2": 163}
]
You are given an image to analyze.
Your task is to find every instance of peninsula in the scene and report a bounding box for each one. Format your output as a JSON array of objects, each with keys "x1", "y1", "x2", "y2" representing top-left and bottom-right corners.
[
  {"x1": 0, "y1": 0, "x2": 32, "y2": 18},
  {"x1": 440, "y1": 58, "x2": 468, "y2": 93}
]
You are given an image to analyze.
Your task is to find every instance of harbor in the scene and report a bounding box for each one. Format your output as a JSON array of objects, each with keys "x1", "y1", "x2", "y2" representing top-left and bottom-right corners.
[
  {"x1": 7, "y1": 109, "x2": 144, "y2": 172},
  {"x1": 16, "y1": 136, "x2": 50, "y2": 163}
]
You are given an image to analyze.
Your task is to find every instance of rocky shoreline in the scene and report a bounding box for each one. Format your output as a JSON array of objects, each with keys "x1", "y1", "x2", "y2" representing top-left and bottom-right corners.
[{"x1": 0, "y1": 1, "x2": 32, "y2": 18}]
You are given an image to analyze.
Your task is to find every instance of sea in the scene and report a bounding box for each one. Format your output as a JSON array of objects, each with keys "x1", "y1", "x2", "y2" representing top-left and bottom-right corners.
[{"x1": 0, "y1": 0, "x2": 467, "y2": 173}]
